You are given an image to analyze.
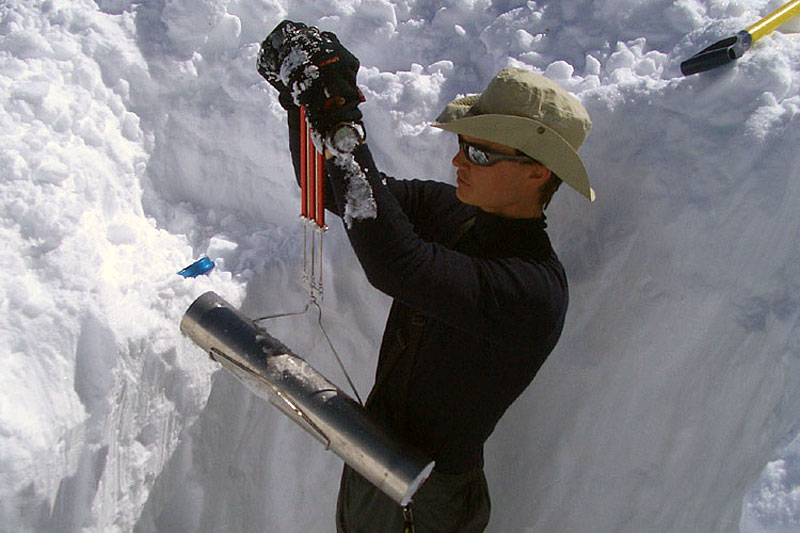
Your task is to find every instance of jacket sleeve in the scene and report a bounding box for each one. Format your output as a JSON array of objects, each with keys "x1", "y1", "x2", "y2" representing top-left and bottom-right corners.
[{"x1": 322, "y1": 143, "x2": 568, "y2": 350}]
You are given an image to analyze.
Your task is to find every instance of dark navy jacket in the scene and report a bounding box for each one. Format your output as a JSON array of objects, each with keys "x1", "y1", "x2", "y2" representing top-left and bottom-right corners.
[{"x1": 288, "y1": 115, "x2": 568, "y2": 474}]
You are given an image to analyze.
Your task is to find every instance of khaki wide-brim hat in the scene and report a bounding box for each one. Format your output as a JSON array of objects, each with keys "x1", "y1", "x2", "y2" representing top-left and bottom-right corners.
[{"x1": 432, "y1": 67, "x2": 595, "y2": 202}]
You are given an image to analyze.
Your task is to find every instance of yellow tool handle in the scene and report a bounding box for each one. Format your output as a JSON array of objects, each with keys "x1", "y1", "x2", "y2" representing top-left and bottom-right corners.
[{"x1": 746, "y1": 0, "x2": 800, "y2": 42}]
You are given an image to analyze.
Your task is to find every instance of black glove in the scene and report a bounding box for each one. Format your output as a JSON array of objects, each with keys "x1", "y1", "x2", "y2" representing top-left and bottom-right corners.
[
  {"x1": 256, "y1": 20, "x2": 301, "y2": 110},
  {"x1": 257, "y1": 20, "x2": 365, "y2": 136}
]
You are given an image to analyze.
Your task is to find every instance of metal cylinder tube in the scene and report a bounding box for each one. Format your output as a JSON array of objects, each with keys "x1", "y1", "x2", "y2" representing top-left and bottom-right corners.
[{"x1": 180, "y1": 291, "x2": 435, "y2": 506}]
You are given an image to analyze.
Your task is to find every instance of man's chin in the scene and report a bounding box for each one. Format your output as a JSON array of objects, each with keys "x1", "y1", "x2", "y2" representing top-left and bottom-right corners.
[{"x1": 455, "y1": 183, "x2": 473, "y2": 204}]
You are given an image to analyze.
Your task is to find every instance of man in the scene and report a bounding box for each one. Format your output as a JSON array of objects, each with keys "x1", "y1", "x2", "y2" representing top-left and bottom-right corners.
[{"x1": 258, "y1": 20, "x2": 594, "y2": 532}]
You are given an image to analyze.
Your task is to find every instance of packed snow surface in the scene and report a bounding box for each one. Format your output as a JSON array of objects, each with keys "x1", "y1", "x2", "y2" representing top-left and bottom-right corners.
[{"x1": 2, "y1": 0, "x2": 800, "y2": 531}]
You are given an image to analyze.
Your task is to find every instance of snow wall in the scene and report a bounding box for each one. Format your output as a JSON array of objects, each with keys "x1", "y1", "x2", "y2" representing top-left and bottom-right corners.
[{"x1": 2, "y1": 0, "x2": 800, "y2": 531}]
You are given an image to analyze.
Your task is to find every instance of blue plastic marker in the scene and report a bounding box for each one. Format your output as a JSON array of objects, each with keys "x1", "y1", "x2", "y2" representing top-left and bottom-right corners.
[{"x1": 178, "y1": 257, "x2": 215, "y2": 278}]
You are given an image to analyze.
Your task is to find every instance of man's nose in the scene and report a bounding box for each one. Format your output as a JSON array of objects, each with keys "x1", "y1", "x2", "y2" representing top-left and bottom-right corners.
[{"x1": 452, "y1": 147, "x2": 468, "y2": 168}]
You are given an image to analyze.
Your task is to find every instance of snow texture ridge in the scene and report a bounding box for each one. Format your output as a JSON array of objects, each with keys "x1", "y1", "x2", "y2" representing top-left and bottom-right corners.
[{"x1": 1, "y1": 0, "x2": 800, "y2": 532}]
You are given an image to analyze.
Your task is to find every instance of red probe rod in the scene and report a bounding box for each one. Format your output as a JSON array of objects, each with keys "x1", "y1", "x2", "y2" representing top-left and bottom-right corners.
[
  {"x1": 316, "y1": 150, "x2": 325, "y2": 227},
  {"x1": 299, "y1": 106, "x2": 308, "y2": 219}
]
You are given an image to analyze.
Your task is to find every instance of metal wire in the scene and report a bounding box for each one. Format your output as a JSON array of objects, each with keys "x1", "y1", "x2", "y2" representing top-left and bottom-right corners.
[
  {"x1": 254, "y1": 303, "x2": 310, "y2": 322},
  {"x1": 254, "y1": 297, "x2": 364, "y2": 407},
  {"x1": 310, "y1": 297, "x2": 364, "y2": 406}
]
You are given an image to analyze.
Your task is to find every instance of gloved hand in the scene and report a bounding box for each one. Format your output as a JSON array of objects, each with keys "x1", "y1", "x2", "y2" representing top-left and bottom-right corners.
[
  {"x1": 257, "y1": 20, "x2": 365, "y2": 137},
  {"x1": 256, "y1": 20, "x2": 300, "y2": 110}
]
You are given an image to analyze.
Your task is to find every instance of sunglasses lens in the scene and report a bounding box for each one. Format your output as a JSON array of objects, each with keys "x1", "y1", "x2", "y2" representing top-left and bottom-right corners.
[
  {"x1": 459, "y1": 137, "x2": 534, "y2": 166},
  {"x1": 469, "y1": 145, "x2": 490, "y2": 165},
  {"x1": 462, "y1": 142, "x2": 489, "y2": 165}
]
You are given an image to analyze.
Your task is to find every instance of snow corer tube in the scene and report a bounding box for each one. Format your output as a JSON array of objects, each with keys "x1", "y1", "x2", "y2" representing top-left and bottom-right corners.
[{"x1": 180, "y1": 291, "x2": 435, "y2": 506}]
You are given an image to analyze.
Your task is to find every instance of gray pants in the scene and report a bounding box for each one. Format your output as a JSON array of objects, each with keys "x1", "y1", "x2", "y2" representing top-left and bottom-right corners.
[{"x1": 336, "y1": 464, "x2": 491, "y2": 532}]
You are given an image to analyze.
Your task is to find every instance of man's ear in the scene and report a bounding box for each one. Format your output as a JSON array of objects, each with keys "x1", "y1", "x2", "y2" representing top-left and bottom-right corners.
[{"x1": 528, "y1": 163, "x2": 551, "y2": 183}]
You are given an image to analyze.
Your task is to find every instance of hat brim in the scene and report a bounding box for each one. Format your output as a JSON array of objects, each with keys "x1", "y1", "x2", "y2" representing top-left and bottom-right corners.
[{"x1": 433, "y1": 114, "x2": 595, "y2": 202}]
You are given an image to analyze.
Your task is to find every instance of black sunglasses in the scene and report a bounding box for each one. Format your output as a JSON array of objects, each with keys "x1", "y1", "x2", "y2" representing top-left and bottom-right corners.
[{"x1": 458, "y1": 136, "x2": 536, "y2": 166}]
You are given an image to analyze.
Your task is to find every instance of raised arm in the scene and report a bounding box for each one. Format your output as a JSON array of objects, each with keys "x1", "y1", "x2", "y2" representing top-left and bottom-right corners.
[{"x1": 323, "y1": 143, "x2": 568, "y2": 351}]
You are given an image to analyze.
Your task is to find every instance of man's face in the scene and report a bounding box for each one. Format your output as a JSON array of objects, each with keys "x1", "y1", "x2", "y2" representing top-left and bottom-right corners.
[{"x1": 452, "y1": 135, "x2": 550, "y2": 219}]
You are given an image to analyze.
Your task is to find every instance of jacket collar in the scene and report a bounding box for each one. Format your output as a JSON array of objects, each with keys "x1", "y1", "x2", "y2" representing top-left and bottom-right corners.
[{"x1": 471, "y1": 209, "x2": 550, "y2": 259}]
